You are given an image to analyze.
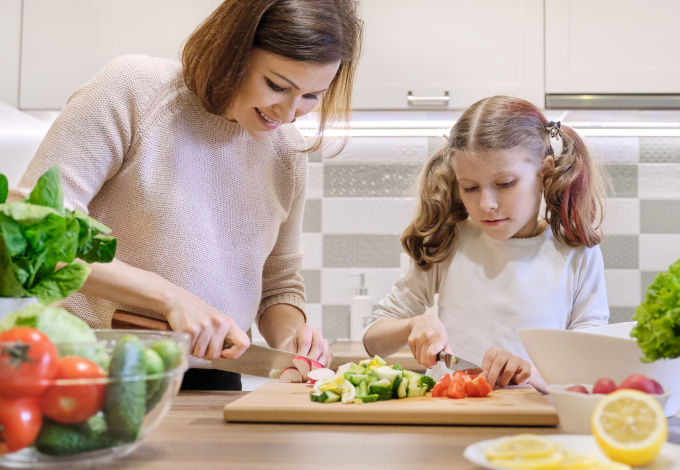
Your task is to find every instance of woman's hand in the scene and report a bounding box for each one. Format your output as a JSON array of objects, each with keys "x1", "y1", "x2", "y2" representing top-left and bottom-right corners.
[
  {"x1": 163, "y1": 291, "x2": 250, "y2": 361},
  {"x1": 407, "y1": 316, "x2": 451, "y2": 369},
  {"x1": 280, "y1": 324, "x2": 331, "y2": 367},
  {"x1": 480, "y1": 347, "x2": 531, "y2": 388}
]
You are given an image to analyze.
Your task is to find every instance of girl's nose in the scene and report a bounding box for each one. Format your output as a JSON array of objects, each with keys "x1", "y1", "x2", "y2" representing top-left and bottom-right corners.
[
  {"x1": 479, "y1": 189, "x2": 498, "y2": 212},
  {"x1": 275, "y1": 99, "x2": 297, "y2": 124}
]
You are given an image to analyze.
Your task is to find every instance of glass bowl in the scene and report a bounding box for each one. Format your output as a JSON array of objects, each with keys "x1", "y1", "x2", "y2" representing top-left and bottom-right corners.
[{"x1": 0, "y1": 329, "x2": 189, "y2": 468}]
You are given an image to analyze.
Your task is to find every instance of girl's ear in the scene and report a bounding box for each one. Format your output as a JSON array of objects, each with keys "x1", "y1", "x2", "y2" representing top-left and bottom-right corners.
[{"x1": 539, "y1": 155, "x2": 555, "y2": 191}]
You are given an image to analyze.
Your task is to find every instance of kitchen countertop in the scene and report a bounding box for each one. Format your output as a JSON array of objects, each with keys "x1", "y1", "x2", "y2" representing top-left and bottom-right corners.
[{"x1": 97, "y1": 391, "x2": 680, "y2": 470}]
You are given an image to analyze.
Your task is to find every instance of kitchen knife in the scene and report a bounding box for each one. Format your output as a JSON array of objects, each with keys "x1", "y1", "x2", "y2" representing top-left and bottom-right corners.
[
  {"x1": 111, "y1": 310, "x2": 304, "y2": 379},
  {"x1": 436, "y1": 351, "x2": 483, "y2": 375}
]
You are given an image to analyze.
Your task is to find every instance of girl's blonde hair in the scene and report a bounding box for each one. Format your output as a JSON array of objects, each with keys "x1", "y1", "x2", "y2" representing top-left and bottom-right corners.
[{"x1": 402, "y1": 95, "x2": 607, "y2": 271}]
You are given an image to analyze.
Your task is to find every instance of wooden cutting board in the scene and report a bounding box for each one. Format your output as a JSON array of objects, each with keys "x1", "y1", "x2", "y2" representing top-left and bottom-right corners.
[{"x1": 223, "y1": 381, "x2": 559, "y2": 426}]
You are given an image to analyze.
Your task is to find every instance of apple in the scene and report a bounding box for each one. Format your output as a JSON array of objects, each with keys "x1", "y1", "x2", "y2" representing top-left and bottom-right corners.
[
  {"x1": 592, "y1": 378, "x2": 617, "y2": 395},
  {"x1": 566, "y1": 385, "x2": 589, "y2": 394},
  {"x1": 617, "y1": 373, "x2": 657, "y2": 394}
]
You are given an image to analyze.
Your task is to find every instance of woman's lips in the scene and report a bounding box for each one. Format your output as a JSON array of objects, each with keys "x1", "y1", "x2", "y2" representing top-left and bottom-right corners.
[
  {"x1": 482, "y1": 218, "x2": 508, "y2": 226},
  {"x1": 255, "y1": 108, "x2": 281, "y2": 130}
]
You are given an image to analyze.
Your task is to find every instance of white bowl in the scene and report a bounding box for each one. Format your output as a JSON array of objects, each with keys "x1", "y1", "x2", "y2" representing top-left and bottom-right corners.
[
  {"x1": 547, "y1": 384, "x2": 671, "y2": 434},
  {"x1": 519, "y1": 324, "x2": 680, "y2": 417}
]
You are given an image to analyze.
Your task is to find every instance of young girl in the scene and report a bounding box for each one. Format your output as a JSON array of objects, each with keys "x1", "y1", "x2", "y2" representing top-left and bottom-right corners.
[{"x1": 363, "y1": 96, "x2": 610, "y2": 391}]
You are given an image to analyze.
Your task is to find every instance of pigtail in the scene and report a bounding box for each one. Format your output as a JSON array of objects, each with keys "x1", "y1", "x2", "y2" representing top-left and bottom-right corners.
[
  {"x1": 401, "y1": 147, "x2": 469, "y2": 271},
  {"x1": 543, "y1": 125, "x2": 607, "y2": 248}
]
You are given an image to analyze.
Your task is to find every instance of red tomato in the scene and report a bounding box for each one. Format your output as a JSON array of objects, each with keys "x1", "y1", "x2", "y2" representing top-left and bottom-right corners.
[
  {"x1": 432, "y1": 382, "x2": 446, "y2": 398},
  {"x1": 0, "y1": 328, "x2": 58, "y2": 397},
  {"x1": 462, "y1": 374, "x2": 480, "y2": 397},
  {"x1": 0, "y1": 397, "x2": 42, "y2": 454},
  {"x1": 40, "y1": 356, "x2": 106, "y2": 424},
  {"x1": 447, "y1": 374, "x2": 466, "y2": 399},
  {"x1": 472, "y1": 376, "x2": 492, "y2": 397},
  {"x1": 440, "y1": 374, "x2": 452, "y2": 384}
]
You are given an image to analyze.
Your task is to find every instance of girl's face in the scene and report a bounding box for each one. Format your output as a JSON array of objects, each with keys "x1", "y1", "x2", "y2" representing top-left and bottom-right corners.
[
  {"x1": 226, "y1": 49, "x2": 340, "y2": 139},
  {"x1": 452, "y1": 147, "x2": 554, "y2": 240}
]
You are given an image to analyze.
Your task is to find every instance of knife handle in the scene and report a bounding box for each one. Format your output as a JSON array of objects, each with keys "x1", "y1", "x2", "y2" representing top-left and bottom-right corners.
[{"x1": 112, "y1": 310, "x2": 234, "y2": 350}]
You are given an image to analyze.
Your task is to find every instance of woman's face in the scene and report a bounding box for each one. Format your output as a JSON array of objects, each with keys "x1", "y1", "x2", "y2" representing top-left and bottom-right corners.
[
  {"x1": 452, "y1": 147, "x2": 554, "y2": 240},
  {"x1": 226, "y1": 49, "x2": 340, "y2": 138}
]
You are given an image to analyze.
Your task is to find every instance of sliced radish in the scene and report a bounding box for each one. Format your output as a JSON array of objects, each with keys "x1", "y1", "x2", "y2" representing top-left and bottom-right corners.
[
  {"x1": 307, "y1": 368, "x2": 336, "y2": 384},
  {"x1": 280, "y1": 367, "x2": 304, "y2": 383},
  {"x1": 310, "y1": 360, "x2": 324, "y2": 370},
  {"x1": 292, "y1": 356, "x2": 311, "y2": 380}
]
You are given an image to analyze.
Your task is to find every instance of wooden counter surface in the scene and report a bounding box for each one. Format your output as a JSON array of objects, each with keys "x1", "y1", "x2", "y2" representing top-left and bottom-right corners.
[
  {"x1": 330, "y1": 341, "x2": 424, "y2": 372},
  {"x1": 98, "y1": 391, "x2": 679, "y2": 470}
]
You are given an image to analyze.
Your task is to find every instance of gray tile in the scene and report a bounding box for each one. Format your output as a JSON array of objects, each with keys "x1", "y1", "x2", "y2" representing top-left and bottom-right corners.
[
  {"x1": 309, "y1": 150, "x2": 323, "y2": 163},
  {"x1": 323, "y1": 234, "x2": 402, "y2": 267},
  {"x1": 302, "y1": 199, "x2": 321, "y2": 232},
  {"x1": 641, "y1": 270, "x2": 662, "y2": 301},
  {"x1": 606, "y1": 165, "x2": 638, "y2": 198},
  {"x1": 600, "y1": 235, "x2": 639, "y2": 269},
  {"x1": 428, "y1": 136, "x2": 447, "y2": 159},
  {"x1": 324, "y1": 164, "x2": 422, "y2": 197},
  {"x1": 609, "y1": 307, "x2": 637, "y2": 324},
  {"x1": 300, "y1": 270, "x2": 321, "y2": 304},
  {"x1": 322, "y1": 305, "x2": 350, "y2": 342},
  {"x1": 640, "y1": 200, "x2": 680, "y2": 233},
  {"x1": 640, "y1": 137, "x2": 680, "y2": 163}
]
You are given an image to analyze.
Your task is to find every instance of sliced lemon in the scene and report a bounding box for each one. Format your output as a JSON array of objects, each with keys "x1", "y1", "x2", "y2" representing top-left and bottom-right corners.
[
  {"x1": 575, "y1": 463, "x2": 631, "y2": 470},
  {"x1": 491, "y1": 450, "x2": 565, "y2": 470},
  {"x1": 591, "y1": 389, "x2": 667, "y2": 466},
  {"x1": 485, "y1": 434, "x2": 557, "y2": 460},
  {"x1": 558, "y1": 453, "x2": 598, "y2": 469}
]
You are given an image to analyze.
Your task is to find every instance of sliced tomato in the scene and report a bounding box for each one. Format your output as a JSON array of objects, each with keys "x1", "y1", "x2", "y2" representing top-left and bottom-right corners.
[
  {"x1": 0, "y1": 397, "x2": 42, "y2": 454},
  {"x1": 40, "y1": 356, "x2": 106, "y2": 424},
  {"x1": 473, "y1": 376, "x2": 493, "y2": 397},
  {"x1": 0, "y1": 328, "x2": 58, "y2": 397},
  {"x1": 462, "y1": 374, "x2": 480, "y2": 397},
  {"x1": 440, "y1": 373, "x2": 452, "y2": 384},
  {"x1": 447, "y1": 374, "x2": 466, "y2": 399}
]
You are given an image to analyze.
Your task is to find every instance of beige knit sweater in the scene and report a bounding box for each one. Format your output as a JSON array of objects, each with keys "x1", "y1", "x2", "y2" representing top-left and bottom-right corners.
[{"x1": 9, "y1": 55, "x2": 307, "y2": 366}]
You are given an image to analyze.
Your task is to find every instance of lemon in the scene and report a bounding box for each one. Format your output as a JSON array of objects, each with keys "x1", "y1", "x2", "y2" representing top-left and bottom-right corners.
[
  {"x1": 558, "y1": 453, "x2": 597, "y2": 469},
  {"x1": 491, "y1": 450, "x2": 565, "y2": 470},
  {"x1": 575, "y1": 463, "x2": 631, "y2": 470},
  {"x1": 591, "y1": 389, "x2": 667, "y2": 466},
  {"x1": 486, "y1": 434, "x2": 557, "y2": 460}
]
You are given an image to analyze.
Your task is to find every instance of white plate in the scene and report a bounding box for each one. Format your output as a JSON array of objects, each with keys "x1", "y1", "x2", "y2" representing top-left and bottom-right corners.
[{"x1": 463, "y1": 435, "x2": 680, "y2": 470}]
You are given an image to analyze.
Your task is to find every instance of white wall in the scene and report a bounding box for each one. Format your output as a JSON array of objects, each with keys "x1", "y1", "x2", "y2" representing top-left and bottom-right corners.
[
  {"x1": 0, "y1": 101, "x2": 49, "y2": 187},
  {"x1": 0, "y1": 0, "x2": 22, "y2": 108}
]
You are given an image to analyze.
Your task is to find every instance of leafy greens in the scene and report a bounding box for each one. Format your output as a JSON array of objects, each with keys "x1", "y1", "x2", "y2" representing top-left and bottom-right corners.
[
  {"x1": 630, "y1": 258, "x2": 680, "y2": 363},
  {"x1": 0, "y1": 166, "x2": 117, "y2": 304}
]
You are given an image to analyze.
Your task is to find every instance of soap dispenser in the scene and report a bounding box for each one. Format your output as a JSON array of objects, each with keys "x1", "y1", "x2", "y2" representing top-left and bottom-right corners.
[{"x1": 349, "y1": 273, "x2": 373, "y2": 342}]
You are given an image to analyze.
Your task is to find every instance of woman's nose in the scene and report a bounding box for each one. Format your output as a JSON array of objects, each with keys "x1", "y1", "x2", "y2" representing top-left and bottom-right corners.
[
  {"x1": 479, "y1": 189, "x2": 498, "y2": 212},
  {"x1": 275, "y1": 100, "x2": 297, "y2": 124}
]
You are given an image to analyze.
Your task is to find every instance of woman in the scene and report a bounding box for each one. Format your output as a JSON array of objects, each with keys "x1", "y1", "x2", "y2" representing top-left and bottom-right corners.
[{"x1": 8, "y1": 0, "x2": 363, "y2": 390}]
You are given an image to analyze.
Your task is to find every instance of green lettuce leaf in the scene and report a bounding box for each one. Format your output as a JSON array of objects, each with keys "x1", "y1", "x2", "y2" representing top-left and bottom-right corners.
[
  {"x1": 0, "y1": 174, "x2": 7, "y2": 204},
  {"x1": 0, "y1": 213, "x2": 26, "y2": 256},
  {"x1": 0, "y1": 202, "x2": 60, "y2": 226},
  {"x1": 78, "y1": 234, "x2": 117, "y2": 264},
  {"x1": 27, "y1": 262, "x2": 92, "y2": 305},
  {"x1": 26, "y1": 165, "x2": 64, "y2": 213},
  {"x1": 631, "y1": 259, "x2": 680, "y2": 363},
  {"x1": 0, "y1": 236, "x2": 27, "y2": 297}
]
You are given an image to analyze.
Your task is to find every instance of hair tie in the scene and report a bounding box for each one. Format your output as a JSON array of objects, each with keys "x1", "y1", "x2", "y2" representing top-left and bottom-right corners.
[{"x1": 547, "y1": 120, "x2": 561, "y2": 139}]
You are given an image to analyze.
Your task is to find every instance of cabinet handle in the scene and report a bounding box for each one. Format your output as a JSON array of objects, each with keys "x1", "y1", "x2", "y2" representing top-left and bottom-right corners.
[{"x1": 407, "y1": 91, "x2": 450, "y2": 106}]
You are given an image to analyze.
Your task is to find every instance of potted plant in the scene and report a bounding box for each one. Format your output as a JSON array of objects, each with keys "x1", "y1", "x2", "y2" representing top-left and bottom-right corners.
[{"x1": 0, "y1": 165, "x2": 116, "y2": 319}]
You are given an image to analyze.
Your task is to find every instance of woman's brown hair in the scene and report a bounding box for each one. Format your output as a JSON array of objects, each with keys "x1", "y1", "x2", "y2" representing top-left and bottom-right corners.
[
  {"x1": 182, "y1": 0, "x2": 363, "y2": 154},
  {"x1": 402, "y1": 95, "x2": 608, "y2": 271}
]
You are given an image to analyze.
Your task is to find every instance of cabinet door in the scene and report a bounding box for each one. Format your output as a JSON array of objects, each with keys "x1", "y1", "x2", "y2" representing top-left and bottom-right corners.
[
  {"x1": 353, "y1": 0, "x2": 544, "y2": 109},
  {"x1": 546, "y1": 0, "x2": 680, "y2": 94},
  {"x1": 20, "y1": 0, "x2": 222, "y2": 110}
]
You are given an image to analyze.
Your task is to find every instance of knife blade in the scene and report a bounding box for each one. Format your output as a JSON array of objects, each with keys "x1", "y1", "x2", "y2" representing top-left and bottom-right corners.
[
  {"x1": 111, "y1": 310, "x2": 302, "y2": 379},
  {"x1": 436, "y1": 351, "x2": 483, "y2": 375}
]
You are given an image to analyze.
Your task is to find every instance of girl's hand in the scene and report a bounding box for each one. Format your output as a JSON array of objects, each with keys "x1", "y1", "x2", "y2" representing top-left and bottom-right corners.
[
  {"x1": 163, "y1": 290, "x2": 250, "y2": 361},
  {"x1": 480, "y1": 347, "x2": 531, "y2": 388},
  {"x1": 407, "y1": 316, "x2": 451, "y2": 369},
  {"x1": 280, "y1": 324, "x2": 332, "y2": 367}
]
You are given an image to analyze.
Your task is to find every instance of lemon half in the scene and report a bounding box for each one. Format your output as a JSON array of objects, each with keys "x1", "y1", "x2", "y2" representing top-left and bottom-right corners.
[
  {"x1": 486, "y1": 434, "x2": 557, "y2": 460},
  {"x1": 591, "y1": 389, "x2": 667, "y2": 466}
]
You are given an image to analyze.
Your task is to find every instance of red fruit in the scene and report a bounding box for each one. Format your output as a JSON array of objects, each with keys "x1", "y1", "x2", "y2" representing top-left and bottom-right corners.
[
  {"x1": 592, "y1": 378, "x2": 618, "y2": 395},
  {"x1": 618, "y1": 373, "x2": 656, "y2": 394},
  {"x1": 0, "y1": 397, "x2": 42, "y2": 454},
  {"x1": 0, "y1": 327, "x2": 58, "y2": 397},
  {"x1": 566, "y1": 385, "x2": 589, "y2": 394},
  {"x1": 650, "y1": 379, "x2": 664, "y2": 395}
]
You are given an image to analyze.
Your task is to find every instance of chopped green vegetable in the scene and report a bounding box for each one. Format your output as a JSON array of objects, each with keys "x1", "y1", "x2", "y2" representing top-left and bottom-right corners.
[
  {"x1": 407, "y1": 385, "x2": 427, "y2": 398},
  {"x1": 374, "y1": 365, "x2": 402, "y2": 384},
  {"x1": 318, "y1": 391, "x2": 340, "y2": 403},
  {"x1": 345, "y1": 373, "x2": 367, "y2": 386},
  {"x1": 355, "y1": 395, "x2": 379, "y2": 403},
  {"x1": 348, "y1": 363, "x2": 365, "y2": 374},
  {"x1": 35, "y1": 413, "x2": 119, "y2": 456},
  {"x1": 419, "y1": 375, "x2": 436, "y2": 392},
  {"x1": 368, "y1": 379, "x2": 393, "y2": 401},
  {"x1": 393, "y1": 363, "x2": 403, "y2": 371},
  {"x1": 631, "y1": 259, "x2": 680, "y2": 363}
]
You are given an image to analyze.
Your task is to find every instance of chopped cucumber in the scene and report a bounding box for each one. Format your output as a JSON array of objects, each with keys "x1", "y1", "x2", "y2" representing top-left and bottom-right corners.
[
  {"x1": 310, "y1": 392, "x2": 322, "y2": 402},
  {"x1": 374, "y1": 366, "x2": 402, "y2": 384},
  {"x1": 368, "y1": 379, "x2": 393, "y2": 401},
  {"x1": 356, "y1": 380, "x2": 369, "y2": 397},
  {"x1": 318, "y1": 391, "x2": 341, "y2": 403},
  {"x1": 348, "y1": 363, "x2": 365, "y2": 374},
  {"x1": 392, "y1": 375, "x2": 408, "y2": 399},
  {"x1": 345, "y1": 373, "x2": 368, "y2": 386},
  {"x1": 407, "y1": 385, "x2": 426, "y2": 398},
  {"x1": 356, "y1": 395, "x2": 379, "y2": 403}
]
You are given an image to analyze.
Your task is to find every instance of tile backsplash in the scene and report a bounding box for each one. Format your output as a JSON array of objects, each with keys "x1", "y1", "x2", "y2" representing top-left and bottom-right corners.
[{"x1": 263, "y1": 135, "x2": 680, "y2": 343}]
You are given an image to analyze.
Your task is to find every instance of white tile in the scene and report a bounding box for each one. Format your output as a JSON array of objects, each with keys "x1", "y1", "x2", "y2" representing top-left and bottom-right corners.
[
  {"x1": 585, "y1": 137, "x2": 639, "y2": 163},
  {"x1": 639, "y1": 234, "x2": 680, "y2": 271},
  {"x1": 300, "y1": 233, "x2": 322, "y2": 269},
  {"x1": 305, "y1": 303, "x2": 322, "y2": 329},
  {"x1": 322, "y1": 198, "x2": 416, "y2": 234},
  {"x1": 321, "y1": 268, "x2": 402, "y2": 305},
  {"x1": 639, "y1": 163, "x2": 680, "y2": 199},
  {"x1": 325, "y1": 137, "x2": 429, "y2": 163},
  {"x1": 602, "y1": 198, "x2": 639, "y2": 235},
  {"x1": 604, "y1": 269, "x2": 641, "y2": 307},
  {"x1": 306, "y1": 162, "x2": 323, "y2": 199}
]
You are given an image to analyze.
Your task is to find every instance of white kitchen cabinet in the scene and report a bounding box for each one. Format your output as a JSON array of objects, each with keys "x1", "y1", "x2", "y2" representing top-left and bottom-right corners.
[
  {"x1": 546, "y1": 0, "x2": 680, "y2": 94},
  {"x1": 20, "y1": 0, "x2": 222, "y2": 110},
  {"x1": 0, "y1": 0, "x2": 22, "y2": 108},
  {"x1": 353, "y1": 0, "x2": 544, "y2": 109}
]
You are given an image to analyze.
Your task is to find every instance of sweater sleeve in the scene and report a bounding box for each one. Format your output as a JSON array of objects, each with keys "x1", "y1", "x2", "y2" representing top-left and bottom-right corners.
[
  {"x1": 364, "y1": 257, "x2": 441, "y2": 335},
  {"x1": 256, "y1": 132, "x2": 307, "y2": 326},
  {"x1": 7, "y1": 56, "x2": 150, "y2": 212},
  {"x1": 568, "y1": 245, "x2": 610, "y2": 330}
]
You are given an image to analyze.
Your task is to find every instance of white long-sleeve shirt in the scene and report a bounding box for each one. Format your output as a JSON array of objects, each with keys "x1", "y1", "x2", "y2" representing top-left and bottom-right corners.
[{"x1": 366, "y1": 220, "x2": 609, "y2": 367}]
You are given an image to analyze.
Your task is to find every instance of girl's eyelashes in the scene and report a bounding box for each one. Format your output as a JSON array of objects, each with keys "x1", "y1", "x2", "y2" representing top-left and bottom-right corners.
[
  {"x1": 265, "y1": 78, "x2": 320, "y2": 100},
  {"x1": 302, "y1": 93, "x2": 319, "y2": 100},
  {"x1": 461, "y1": 181, "x2": 515, "y2": 193},
  {"x1": 498, "y1": 180, "x2": 516, "y2": 188},
  {"x1": 462, "y1": 186, "x2": 478, "y2": 193}
]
